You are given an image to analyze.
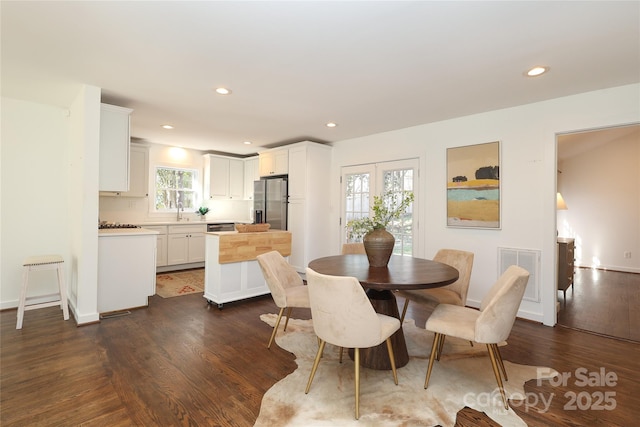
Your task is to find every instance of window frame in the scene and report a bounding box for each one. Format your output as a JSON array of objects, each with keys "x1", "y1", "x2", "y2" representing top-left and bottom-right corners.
[{"x1": 153, "y1": 165, "x2": 201, "y2": 213}]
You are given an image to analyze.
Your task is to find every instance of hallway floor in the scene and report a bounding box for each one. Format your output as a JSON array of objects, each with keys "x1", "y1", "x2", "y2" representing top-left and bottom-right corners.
[{"x1": 557, "y1": 267, "x2": 639, "y2": 342}]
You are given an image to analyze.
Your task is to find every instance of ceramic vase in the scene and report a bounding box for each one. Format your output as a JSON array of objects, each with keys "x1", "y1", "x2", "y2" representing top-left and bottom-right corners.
[{"x1": 363, "y1": 227, "x2": 395, "y2": 267}]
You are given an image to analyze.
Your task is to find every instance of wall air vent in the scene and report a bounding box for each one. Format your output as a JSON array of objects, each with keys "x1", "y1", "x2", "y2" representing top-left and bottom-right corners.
[{"x1": 498, "y1": 247, "x2": 541, "y2": 302}]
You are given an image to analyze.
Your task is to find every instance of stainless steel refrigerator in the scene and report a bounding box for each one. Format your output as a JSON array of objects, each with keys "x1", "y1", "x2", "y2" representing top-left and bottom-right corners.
[{"x1": 253, "y1": 176, "x2": 288, "y2": 230}]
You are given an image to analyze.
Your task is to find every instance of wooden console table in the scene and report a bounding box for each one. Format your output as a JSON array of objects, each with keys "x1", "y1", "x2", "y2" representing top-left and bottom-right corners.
[{"x1": 557, "y1": 237, "x2": 575, "y2": 305}]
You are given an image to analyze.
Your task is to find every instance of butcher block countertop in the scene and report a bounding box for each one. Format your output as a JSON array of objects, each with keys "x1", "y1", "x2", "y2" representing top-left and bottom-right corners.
[{"x1": 207, "y1": 230, "x2": 291, "y2": 264}]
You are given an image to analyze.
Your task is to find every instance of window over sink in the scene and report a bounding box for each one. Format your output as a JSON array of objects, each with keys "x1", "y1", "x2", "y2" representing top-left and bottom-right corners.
[{"x1": 155, "y1": 166, "x2": 199, "y2": 212}]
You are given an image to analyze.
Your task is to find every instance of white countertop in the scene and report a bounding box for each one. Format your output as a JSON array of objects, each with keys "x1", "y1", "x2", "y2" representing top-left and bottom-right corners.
[
  {"x1": 134, "y1": 219, "x2": 252, "y2": 226},
  {"x1": 98, "y1": 228, "x2": 160, "y2": 237}
]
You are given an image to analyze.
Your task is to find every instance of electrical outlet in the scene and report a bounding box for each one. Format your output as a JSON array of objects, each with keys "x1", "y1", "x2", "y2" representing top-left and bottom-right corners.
[{"x1": 624, "y1": 251, "x2": 631, "y2": 259}]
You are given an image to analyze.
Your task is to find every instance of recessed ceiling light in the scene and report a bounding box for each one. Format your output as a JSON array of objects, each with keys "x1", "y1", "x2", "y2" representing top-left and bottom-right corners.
[
  {"x1": 215, "y1": 87, "x2": 232, "y2": 95},
  {"x1": 162, "y1": 124, "x2": 174, "y2": 129},
  {"x1": 326, "y1": 122, "x2": 338, "y2": 128},
  {"x1": 526, "y1": 66, "x2": 549, "y2": 77},
  {"x1": 243, "y1": 141, "x2": 252, "y2": 145}
]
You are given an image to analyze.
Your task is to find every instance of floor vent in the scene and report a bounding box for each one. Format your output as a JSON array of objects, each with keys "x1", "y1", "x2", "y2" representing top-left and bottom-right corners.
[{"x1": 498, "y1": 247, "x2": 541, "y2": 302}]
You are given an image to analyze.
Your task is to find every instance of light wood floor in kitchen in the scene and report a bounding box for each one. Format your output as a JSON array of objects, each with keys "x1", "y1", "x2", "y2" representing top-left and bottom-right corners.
[{"x1": 1, "y1": 277, "x2": 639, "y2": 426}]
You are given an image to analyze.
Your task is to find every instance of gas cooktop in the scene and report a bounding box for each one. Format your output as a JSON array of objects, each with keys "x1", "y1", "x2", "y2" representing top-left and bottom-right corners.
[{"x1": 98, "y1": 223, "x2": 141, "y2": 230}]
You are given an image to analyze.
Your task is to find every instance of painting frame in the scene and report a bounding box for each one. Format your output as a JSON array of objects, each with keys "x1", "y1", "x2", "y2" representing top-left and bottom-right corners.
[{"x1": 446, "y1": 141, "x2": 501, "y2": 229}]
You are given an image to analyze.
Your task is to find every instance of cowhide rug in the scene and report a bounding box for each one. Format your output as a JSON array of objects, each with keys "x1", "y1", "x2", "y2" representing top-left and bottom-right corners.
[{"x1": 255, "y1": 313, "x2": 558, "y2": 427}]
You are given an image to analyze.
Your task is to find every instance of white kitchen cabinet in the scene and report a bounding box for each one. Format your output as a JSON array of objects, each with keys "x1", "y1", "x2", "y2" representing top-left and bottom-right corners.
[
  {"x1": 98, "y1": 229, "x2": 157, "y2": 313},
  {"x1": 101, "y1": 145, "x2": 149, "y2": 197},
  {"x1": 156, "y1": 234, "x2": 168, "y2": 267},
  {"x1": 124, "y1": 145, "x2": 149, "y2": 197},
  {"x1": 99, "y1": 103, "x2": 133, "y2": 192},
  {"x1": 286, "y1": 141, "x2": 332, "y2": 272},
  {"x1": 167, "y1": 224, "x2": 206, "y2": 265},
  {"x1": 259, "y1": 148, "x2": 288, "y2": 176},
  {"x1": 187, "y1": 233, "x2": 205, "y2": 262},
  {"x1": 204, "y1": 154, "x2": 244, "y2": 199},
  {"x1": 229, "y1": 158, "x2": 244, "y2": 199},
  {"x1": 287, "y1": 199, "x2": 306, "y2": 269},
  {"x1": 141, "y1": 225, "x2": 168, "y2": 266},
  {"x1": 243, "y1": 156, "x2": 259, "y2": 200}
]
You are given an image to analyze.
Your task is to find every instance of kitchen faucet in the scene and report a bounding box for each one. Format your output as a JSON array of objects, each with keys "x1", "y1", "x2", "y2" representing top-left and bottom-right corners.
[{"x1": 177, "y1": 202, "x2": 183, "y2": 221}]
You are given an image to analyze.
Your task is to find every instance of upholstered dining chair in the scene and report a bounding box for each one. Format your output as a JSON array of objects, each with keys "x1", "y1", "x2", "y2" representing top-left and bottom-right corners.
[
  {"x1": 398, "y1": 248, "x2": 474, "y2": 323},
  {"x1": 256, "y1": 251, "x2": 310, "y2": 349},
  {"x1": 341, "y1": 242, "x2": 366, "y2": 255},
  {"x1": 423, "y1": 265, "x2": 530, "y2": 409},
  {"x1": 304, "y1": 268, "x2": 400, "y2": 420}
]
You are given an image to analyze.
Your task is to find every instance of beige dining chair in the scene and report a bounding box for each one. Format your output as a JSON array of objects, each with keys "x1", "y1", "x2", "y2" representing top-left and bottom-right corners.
[
  {"x1": 304, "y1": 268, "x2": 400, "y2": 420},
  {"x1": 398, "y1": 248, "x2": 474, "y2": 323},
  {"x1": 256, "y1": 251, "x2": 310, "y2": 349},
  {"x1": 423, "y1": 265, "x2": 530, "y2": 409},
  {"x1": 341, "y1": 242, "x2": 366, "y2": 255}
]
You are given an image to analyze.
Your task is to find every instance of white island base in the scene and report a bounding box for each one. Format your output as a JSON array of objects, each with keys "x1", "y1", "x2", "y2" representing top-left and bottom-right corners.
[{"x1": 204, "y1": 231, "x2": 292, "y2": 308}]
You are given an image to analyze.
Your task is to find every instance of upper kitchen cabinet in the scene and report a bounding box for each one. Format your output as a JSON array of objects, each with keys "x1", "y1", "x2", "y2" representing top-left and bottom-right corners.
[
  {"x1": 99, "y1": 144, "x2": 149, "y2": 197},
  {"x1": 99, "y1": 103, "x2": 133, "y2": 192},
  {"x1": 243, "y1": 156, "x2": 260, "y2": 200},
  {"x1": 259, "y1": 148, "x2": 288, "y2": 176},
  {"x1": 126, "y1": 145, "x2": 149, "y2": 197},
  {"x1": 204, "y1": 154, "x2": 244, "y2": 199}
]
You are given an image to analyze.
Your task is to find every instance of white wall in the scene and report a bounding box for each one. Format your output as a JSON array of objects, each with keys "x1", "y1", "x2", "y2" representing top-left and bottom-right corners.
[
  {"x1": 68, "y1": 86, "x2": 101, "y2": 324},
  {"x1": 558, "y1": 131, "x2": 639, "y2": 273},
  {"x1": 1, "y1": 98, "x2": 72, "y2": 309},
  {"x1": 1, "y1": 87, "x2": 102, "y2": 324},
  {"x1": 329, "y1": 84, "x2": 640, "y2": 326}
]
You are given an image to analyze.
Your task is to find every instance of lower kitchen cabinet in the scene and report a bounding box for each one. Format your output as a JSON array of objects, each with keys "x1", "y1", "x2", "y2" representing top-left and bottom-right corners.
[
  {"x1": 98, "y1": 230, "x2": 157, "y2": 313},
  {"x1": 167, "y1": 224, "x2": 206, "y2": 265},
  {"x1": 142, "y1": 225, "x2": 168, "y2": 266}
]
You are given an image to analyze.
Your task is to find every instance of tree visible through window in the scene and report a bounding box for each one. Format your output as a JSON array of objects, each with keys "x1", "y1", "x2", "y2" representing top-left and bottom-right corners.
[
  {"x1": 342, "y1": 160, "x2": 418, "y2": 256},
  {"x1": 383, "y1": 169, "x2": 414, "y2": 256},
  {"x1": 155, "y1": 167, "x2": 198, "y2": 211},
  {"x1": 344, "y1": 172, "x2": 371, "y2": 242}
]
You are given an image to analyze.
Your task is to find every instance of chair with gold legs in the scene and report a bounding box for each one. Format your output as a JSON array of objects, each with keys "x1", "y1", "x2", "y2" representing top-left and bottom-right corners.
[
  {"x1": 398, "y1": 248, "x2": 474, "y2": 324},
  {"x1": 341, "y1": 242, "x2": 366, "y2": 255},
  {"x1": 423, "y1": 265, "x2": 530, "y2": 409},
  {"x1": 257, "y1": 251, "x2": 310, "y2": 349},
  {"x1": 304, "y1": 267, "x2": 400, "y2": 420}
]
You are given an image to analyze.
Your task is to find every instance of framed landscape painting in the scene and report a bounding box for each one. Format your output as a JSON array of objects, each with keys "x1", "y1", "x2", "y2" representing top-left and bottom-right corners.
[{"x1": 446, "y1": 141, "x2": 500, "y2": 229}]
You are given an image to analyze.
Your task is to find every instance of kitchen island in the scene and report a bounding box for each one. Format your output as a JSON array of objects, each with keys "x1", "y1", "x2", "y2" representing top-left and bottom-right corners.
[{"x1": 204, "y1": 230, "x2": 292, "y2": 308}]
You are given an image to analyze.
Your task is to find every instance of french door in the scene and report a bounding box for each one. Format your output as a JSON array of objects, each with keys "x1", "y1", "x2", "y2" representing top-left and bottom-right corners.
[{"x1": 341, "y1": 159, "x2": 419, "y2": 256}]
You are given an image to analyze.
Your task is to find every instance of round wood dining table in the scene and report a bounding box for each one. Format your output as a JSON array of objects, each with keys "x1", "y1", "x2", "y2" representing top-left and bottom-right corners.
[{"x1": 308, "y1": 254, "x2": 459, "y2": 370}]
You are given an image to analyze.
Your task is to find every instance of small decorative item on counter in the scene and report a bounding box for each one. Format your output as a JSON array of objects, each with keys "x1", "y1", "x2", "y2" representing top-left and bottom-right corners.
[
  {"x1": 196, "y1": 206, "x2": 210, "y2": 220},
  {"x1": 235, "y1": 223, "x2": 271, "y2": 233}
]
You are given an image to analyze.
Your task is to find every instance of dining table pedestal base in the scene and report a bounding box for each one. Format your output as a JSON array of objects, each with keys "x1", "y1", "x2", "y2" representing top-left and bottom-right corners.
[{"x1": 348, "y1": 289, "x2": 409, "y2": 370}]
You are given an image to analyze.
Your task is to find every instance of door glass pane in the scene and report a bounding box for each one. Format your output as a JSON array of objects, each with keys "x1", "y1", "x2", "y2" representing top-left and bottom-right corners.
[
  {"x1": 383, "y1": 168, "x2": 414, "y2": 256},
  {"x1": 344, "y1": 172, "x2": 371, "y2": 243}
]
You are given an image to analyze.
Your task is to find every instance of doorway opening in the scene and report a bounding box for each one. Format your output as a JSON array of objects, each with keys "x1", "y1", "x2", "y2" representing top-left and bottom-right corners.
[{"x1": 556, "y1": 124, "x2": 639, "y2": 341}]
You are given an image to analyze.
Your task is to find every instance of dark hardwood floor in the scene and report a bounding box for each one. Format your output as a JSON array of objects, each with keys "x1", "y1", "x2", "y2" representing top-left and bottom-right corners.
[
  {"x1": 2, "y1": 290, "x2": 639, "y2": 426},
  {"x1": 557, "y1": 267, "x2": 640, "y2": 342}
]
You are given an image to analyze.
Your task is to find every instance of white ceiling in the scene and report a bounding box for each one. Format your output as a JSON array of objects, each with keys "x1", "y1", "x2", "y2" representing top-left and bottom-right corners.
[
  {"x1": 558, "y1": 124, "x2": 640, "y2": 161},
  {"x1": 2, "y1": 1, "x2": 639, "y2": 156}
]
